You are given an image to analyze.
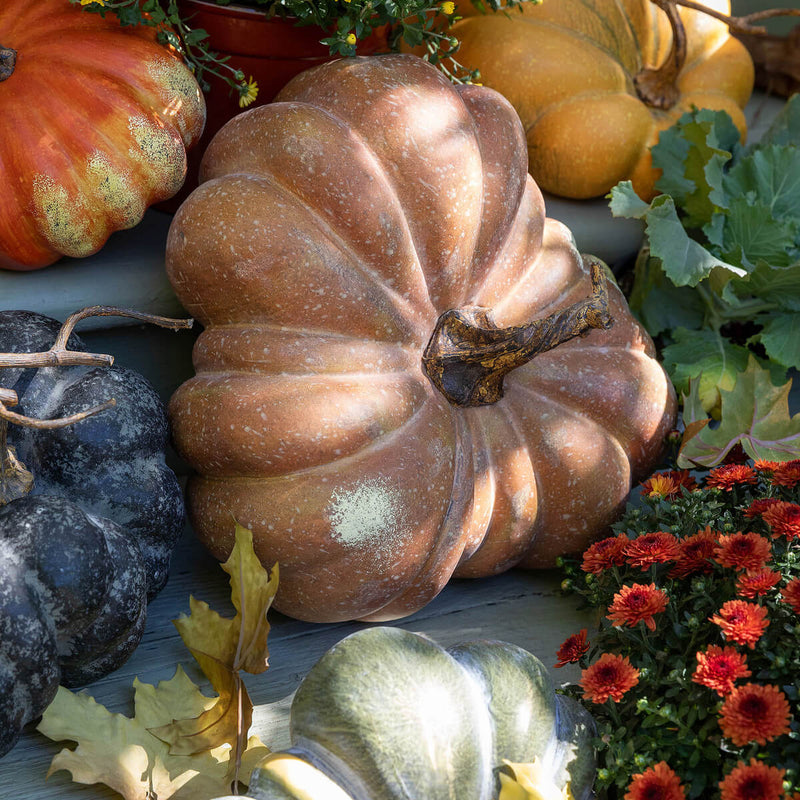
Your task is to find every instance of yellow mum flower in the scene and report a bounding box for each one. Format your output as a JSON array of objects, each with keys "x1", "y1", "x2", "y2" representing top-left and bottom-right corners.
[
  {"x1": 346, "y1": 33, "x2": 357, "y2": 46},
  {"x1": 80, "y1": 0, "x2": 105, "y2": 5},
  {"x1": 239, "y1": 77, "x2": 259, "y2": 108},
  {"x1": 441, "y1": 1, "x2": 456, "y2": 14}
]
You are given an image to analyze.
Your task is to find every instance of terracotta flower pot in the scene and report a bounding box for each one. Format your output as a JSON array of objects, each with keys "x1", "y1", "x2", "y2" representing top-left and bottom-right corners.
[{"x1": 168, "y1": 0, "x2": 390, "y2": 207}]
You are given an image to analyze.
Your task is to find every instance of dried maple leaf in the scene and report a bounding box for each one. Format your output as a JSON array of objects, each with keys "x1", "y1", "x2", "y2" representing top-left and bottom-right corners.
[
  {"x1": 678, "y1": 357, "x2": 800, "y2": 468},
  {"x1": 37, "y1": 667, "x2": 269, "y2": 800},
  {"x1": 150, "y1": 523, "x2": 279, "y2": 781},
  {"x1": 37, "y1": 522, "x2": 276, "y2": 799}
]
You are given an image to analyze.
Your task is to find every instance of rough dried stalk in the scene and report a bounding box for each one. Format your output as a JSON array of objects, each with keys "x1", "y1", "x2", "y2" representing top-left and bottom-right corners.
[
  {"x1": 0, "y1": 46, "x2": 15, "y2": 82},
  {"x1": 0, "y1": 305, "x2": 193, "y2": 370},
  {"x1": 422, "y1": 259, "x2": 613, "y2": 407},
  {"x1": 635, "y1": 0, "x2": 800, "y2": 109},
  {"x1": 0, "y1": 306, "x2": 192, "y2": 505}
]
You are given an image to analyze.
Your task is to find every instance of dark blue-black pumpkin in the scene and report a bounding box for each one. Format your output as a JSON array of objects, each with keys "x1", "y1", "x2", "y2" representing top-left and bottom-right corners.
[{"x1": 0, "y1": 310, "x2": 184, "y2": 756}]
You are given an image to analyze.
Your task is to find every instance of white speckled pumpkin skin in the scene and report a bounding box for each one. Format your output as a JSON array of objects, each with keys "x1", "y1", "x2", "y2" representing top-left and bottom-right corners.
[
  {"x1": 0, "y1": 0, "x2": 205, "y2": 270},
  {"x1": 166, "y1": 54, "x2": 676, "y2": 622}
]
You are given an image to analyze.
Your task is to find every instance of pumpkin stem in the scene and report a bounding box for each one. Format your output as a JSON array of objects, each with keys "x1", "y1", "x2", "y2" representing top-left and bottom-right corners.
[
  {"x1": 0, "y1": 46, "x2": 16, "y2": 82},
  {"x1": 671, "y1": 1, "x2": 800, "y2": 36},
  {"x1": 634, "y1": 0, "x2": 800, "y2": 108},
  {"x1": 634, "y1": 0, "x2": 687, "y2": 110},
  {"x1": 422, "y1": 259, "x2": 613, "y2": 408}
]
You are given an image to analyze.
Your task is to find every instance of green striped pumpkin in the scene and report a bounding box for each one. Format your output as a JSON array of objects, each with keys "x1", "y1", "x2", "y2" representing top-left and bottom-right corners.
[{"x1": 219, "y1": 627, "x2": 595, "y2": 800}]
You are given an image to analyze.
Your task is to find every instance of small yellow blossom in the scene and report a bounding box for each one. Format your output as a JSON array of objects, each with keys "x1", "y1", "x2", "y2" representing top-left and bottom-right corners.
[
  {"x1": 346, "y1": 33, "x2": 357, "y2": 46},
  {"x1": 441, "y1": 1, "x2": 456, "y2": 14},
  {"x1": 239, "y1": 77, "x2": 259, "y2": 108},
  {"x1": 80, "y1": 0, "x2": 105, "y2": 5}
]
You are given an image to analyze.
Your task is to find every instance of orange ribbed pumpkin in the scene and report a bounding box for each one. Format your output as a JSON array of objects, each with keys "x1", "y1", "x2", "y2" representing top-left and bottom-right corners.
[
  {"x1": 0, "y1": 0, "x2": 205, "y2": 270},
  {"x1": 166, "y1": 54, "x2": 676, "y2": 623},
  {"x1": 451, "y1": 0, "x2": 754, "y2": 200}
]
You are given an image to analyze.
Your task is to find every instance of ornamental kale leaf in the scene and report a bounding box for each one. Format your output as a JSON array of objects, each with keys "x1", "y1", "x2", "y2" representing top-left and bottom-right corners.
[{"x1": 609, "y1": 97, "x2": 800, "y2": 417}]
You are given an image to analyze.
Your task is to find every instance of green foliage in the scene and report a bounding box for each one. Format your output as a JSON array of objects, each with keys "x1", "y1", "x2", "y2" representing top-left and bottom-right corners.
[
  {"x1": 609, "y1": 97, "x2": 800, "y2": 416},
  {"x1": 558, "y1": 459, "x2": 800, "y2": 799},
  {"x1": 73, "y1": 0, "x2": 539, "y2": 99},
  {"x1": 679, "y1": 358, "x2": 800, "y2": 468}
]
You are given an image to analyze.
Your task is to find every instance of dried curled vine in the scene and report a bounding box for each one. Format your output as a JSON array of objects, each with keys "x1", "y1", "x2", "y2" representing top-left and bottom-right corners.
[{"x1": 0, "y1": 306, "x2": 192, "y2": 505}]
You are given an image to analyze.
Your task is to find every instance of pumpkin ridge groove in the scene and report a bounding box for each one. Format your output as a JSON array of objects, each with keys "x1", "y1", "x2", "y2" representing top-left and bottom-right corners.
[
  {"x1": 183, "y1": 391, "x2": 442, "y2": 479},
  {"x1": 517, "y1": 11, "x2": 640, "y2": 77},
  {"x1": 229, "y1": 166, "x2": 433, "y2": 335},
  {"x1": 362, "y1": 407, "x2": 474, "y2": 620},
  {"x1": 510, "y1": 379, "x2": 631, "y2": 468}
]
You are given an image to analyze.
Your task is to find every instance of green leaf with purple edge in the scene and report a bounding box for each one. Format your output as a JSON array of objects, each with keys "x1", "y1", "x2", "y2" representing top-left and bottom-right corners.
[{"x1": 677, "y1": 357, "x2": 800, "y2": 468}]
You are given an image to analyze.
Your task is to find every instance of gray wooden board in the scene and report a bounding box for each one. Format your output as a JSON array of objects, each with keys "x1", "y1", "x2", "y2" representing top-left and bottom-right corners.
[{"x1": 0, "y1": 523, "x2": 592, "y2": 799}]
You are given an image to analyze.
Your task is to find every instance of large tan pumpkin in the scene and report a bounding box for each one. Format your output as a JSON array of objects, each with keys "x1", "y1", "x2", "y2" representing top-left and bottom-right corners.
[
  {"x1": 166, "y1": 54, "x2": 676, "y2": 623},
  {"x1": 450, "y1": 0, "x2": 754, "y2": 199}
]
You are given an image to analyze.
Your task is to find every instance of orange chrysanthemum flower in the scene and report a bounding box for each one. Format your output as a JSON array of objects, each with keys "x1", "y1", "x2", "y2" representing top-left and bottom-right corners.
[
  {"x1": 710, "y1": 600, "x2": 770, "y2": 649},
  {"x1": 554, "y1": 629, "x2": 589, "y2": 668},
  {"x1": 714, "y1": 532, "x2": 772, "y2": 572},
  {"x1": 719, "y1": 683, "x2": 791, "y2": 746},
  {"x1": 781, "y1": 577, "x2": 800, "y2": 613},
  {"x1": 706, "y1": 464, "x2": 758, "y2": 490},
  {"x1": 640, "y1": 470, "x2": 697, "y2": 498},
  {"x1": 580, "y1": 652, "x2": 639, "y2": 704},
  {"x1": 761, "y1": 501, "x2": 800, "y2": 540},
  {"x1": 669, "y1": 526, "x2": 718, "y2": 578},
  {"x1": 607, "y1": 583, "x2": 669, "y2": 631},
  {"x1": 624, "y1": 761, "x2": 686, "y2": 800},
  {"x1": 719, "y1": 759, "x2": 785, "y2": 800},
  {"x1": 771, "y1": 459, "x2": 800, "y2": 488},
  {"x1": 736, "y1": 568, "x2": 781, "y2": 599},
  {"x1": 581, "y1": 534, "x2": 629, "y2": 574},
  {"x1": 692, "y1": 645, "x2": 751, "y2": 696},
  {"x1": 624, "y1": 531, "x2": 681, "y2": 569},
  {"x1": 743, "y1": 497, "x2": 782, "y2": 519},
  {"x1": 753, "y1": 459, "x2": 782, "y2": 474}
]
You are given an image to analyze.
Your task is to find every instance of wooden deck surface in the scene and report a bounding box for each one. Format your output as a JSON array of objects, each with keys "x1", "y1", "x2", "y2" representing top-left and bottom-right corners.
[{"x1": 0, "y1": 522, "x2": 591, "y2": 799}]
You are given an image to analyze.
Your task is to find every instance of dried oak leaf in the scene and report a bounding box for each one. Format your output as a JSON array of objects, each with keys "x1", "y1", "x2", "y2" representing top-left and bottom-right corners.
[
  {"x1": 150, "y1": 524, "x2": 278, "y2": 770},
  {"x1": 37, "y1": 667, "x2": 269, "y2": 800},
  {"x1": 37, "y1": 522, "x2": 276, "y2": 799},
  {"x1": 678, "y1": 357, "x2": 800, "y2": 468}
]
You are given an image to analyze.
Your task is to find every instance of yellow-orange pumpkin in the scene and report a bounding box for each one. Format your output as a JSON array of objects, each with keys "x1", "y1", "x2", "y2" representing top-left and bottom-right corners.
[
  {"x1": 166, "y1": 54, "x2": 676, "y2": 623},
  {"x1": 450, "y1": 0, "x2": 754, "y2": 199},
  {"x1": 0, "y1": 0, "x2": 205, "y2": 270}
]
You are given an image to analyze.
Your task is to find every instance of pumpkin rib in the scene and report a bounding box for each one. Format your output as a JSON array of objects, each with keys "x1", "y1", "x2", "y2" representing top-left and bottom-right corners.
[
  {"x1": 169, "y1": 176, "x2": 424, "y2": 341},
  {"x1": 359, "y1": 409, "x2": 478, "y2": 621},
  {"x1": 454, "y1": 402, "x2": 541, "y2": 578},
  {"x1": 216, "y1": 165, "x2": 430, "y2": 335},
  {"x1": 23, "y1": 64, "x2": 160, "y2": 227},
  {"x1": 506, "y1": 382, "x2": 633, "y2": 566},
  {"x1": 200, "y1": 102, "x2": 437, "y2": 320},
  {"x1": 516, "y1": 15, "x2": 640, "y2": 83},
  {"x1": 171, "y1": 375, "x2": 436, "y2": 479}
]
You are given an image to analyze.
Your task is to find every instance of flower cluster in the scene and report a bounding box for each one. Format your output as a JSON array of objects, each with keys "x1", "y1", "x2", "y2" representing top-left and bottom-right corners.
[
  {"x1": 558, "y1": 459, "x2": 800, "y2": 799},
  {"x1": 74, "y1": 0, "x2": 538, "y2": 102}
]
